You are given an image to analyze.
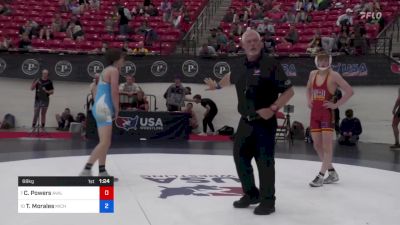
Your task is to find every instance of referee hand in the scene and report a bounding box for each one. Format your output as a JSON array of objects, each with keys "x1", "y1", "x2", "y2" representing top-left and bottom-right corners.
[{"x1": 256, "y1": 108, "x2": 275, "y2": 120}]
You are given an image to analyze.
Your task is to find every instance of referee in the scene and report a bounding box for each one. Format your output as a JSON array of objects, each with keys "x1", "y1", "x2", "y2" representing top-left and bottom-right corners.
[{"x1": 205, "y1": 29, "x2": 294, "y2": 215}]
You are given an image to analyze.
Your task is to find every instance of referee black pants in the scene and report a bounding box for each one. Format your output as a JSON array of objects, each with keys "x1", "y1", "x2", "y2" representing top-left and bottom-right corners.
[{"x1": 233, "y1": 117, "x2": 276, "y2": 206}]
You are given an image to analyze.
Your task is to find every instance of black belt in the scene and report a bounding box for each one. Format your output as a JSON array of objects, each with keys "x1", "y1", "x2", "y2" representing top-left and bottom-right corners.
[{"x1": 243, "y1": 114, "x2": 262, "y2": 122}]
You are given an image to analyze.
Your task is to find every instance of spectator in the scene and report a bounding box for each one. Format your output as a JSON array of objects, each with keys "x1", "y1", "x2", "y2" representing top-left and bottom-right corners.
[
  {"x1": 199, "y1": 43, "x2": 217, "y2": 57},
  {"x1": 144, "y1": 0, "x2": 152, "y2": 7},
  {"x1": 19, "y1": 34, "x2": 32, "y2": 50},
  {"x1": 338, "y1": 109, "x2": 362, "y2": 146},
  {"x1": 184, "y1": 102, "x2": 198, "y2": 132},
  {"x1": 256, "y1": 17, "x2": 274, "y2": 36},
  {"x1": 294, "y1": 0, "x2": 303, "y2": 12},
  {"x1": 119, "y1": 75, "x2": 142, "y2": 110},
  {"x1": 105, "y1": 17, "x2": 114, "y2": 35},
  {"x1": 230, "y1": 22, "x2": 243, "y2": 37},
  {"x1": 282, "y1": 25, "x2": 299, "y2": 44},
  {"x1": 307, "y1": 31, "x2": 322, "y2": 54},
  {"x1": 132, "y1": 90, "x2": 149, "y2": 111},
  {"x1": 263, "y1": 32, "x2": 276, "y2": 53},
  {"x1": 89, "y1": 73, "x2": 99, "y2": 99},
  {"x1": 118, "y1": 4, "x2": 132, "y2": 35},
  {"x1": 337, "y1": 31, "x2": 351, "y2": 54},
  {"x1": 226, "y1": 35, "x2": 238, "y2": 53},
  {"x1": 132, "y1": 41, "x2": 149, "y2": 55},
  {"x1": 68, "y1": 21, "x2": 84, "y2": 40},
  {"x1": 30, "y1": 69, "x2": 54, "y2": 129},
  {"x1": 321, "y1": 32, "x2": 338, "y2": 53},
  {"x1": 0, "y1": 36, "x2": 12, "y2": 50},
  {"x1": 353, "y1": 21, "x2": 368, "y2": 55},
  {"x1": 69, "y1": 1, "x2": 82, "y2": 15},
  {"x1": 122, "y1": 41, "x2": 133, "y2": 54},
  {"x1": 19, "y1": 20, "x2": 39, "y2": 39},
  {"x1": 336, "y1": 8, "x2": 354, "y2": 27},
  {"x1": 305, "y1": 0, "x2": 317, "y2": 12},
  {"x1": 39, "y1": 25, "x2": 53, "y2": 40},
  {"x1": 51, "y1": 14, "x2": 64, "y2": 33},
  {"x1": 295, "y1": 8, "x2": 311, "y2": 23},
  {"x1": 216, "y1": 28, "x2": 228, "y2": 51},
  {"x1": 281, "y1": 11, "x2": 296, "y2": 24},
  {"x1": 192, "y1": 95, "x2": 218, "y2": 136},
  {"x1": 137, "y1": 20, "x2": 158, "y2": 45},
  {"x1": 164, "y1": 76, "x2": 186, "y2": 111},
  {"x1": 89, "y1": 0, "x2": 100, "y2": 11},
  {"x1": 56, "y1": 108, "x2": 74, "y2": 131},
  {"x1": 146, "y1": 4, "x2": 159, "y2": 17},
  {"x1": 131, "y1": 3, "x2": 145, "y2": 16},
  {"x1": 317, "y1": 0, "x2": 331, "y2": 11},
  {"x1": 0, "y1": 3, "x2": 11, "y2": 15},
  {"x1": 101, "y1": 42, "x2": 108, "y2": 53},
  {"x1": 223, "y1": 8, "x2": 236, "y2": 23},
  {"x1": 160, "y1": 0, "x2": 172, "y2": 22},
  {"x1": 207, "y1": 28, "x2": 218, "y2": 50}
]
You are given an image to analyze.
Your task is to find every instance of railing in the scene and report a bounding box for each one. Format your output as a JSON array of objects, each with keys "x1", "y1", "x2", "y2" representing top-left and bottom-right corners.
[
  {"x1": 369, "y1": 37, "x2": 393, "y2": 56},
  {"x1": 375, "y1": 14, "x2": 400, "y2": 57},
  {"x1": 180, "y1": 0, "x2": 223, "y2": 55}
]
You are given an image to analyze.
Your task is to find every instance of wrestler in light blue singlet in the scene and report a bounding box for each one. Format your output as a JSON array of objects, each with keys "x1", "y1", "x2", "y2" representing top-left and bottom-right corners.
[{"x1": 92, "y1": 67, "x2": 115, "y2": 127}]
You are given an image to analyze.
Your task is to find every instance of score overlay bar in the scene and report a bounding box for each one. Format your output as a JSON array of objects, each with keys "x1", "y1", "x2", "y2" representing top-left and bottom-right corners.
[{"x1": 18, "y1": 177, "x2": 114, "y2": 213}]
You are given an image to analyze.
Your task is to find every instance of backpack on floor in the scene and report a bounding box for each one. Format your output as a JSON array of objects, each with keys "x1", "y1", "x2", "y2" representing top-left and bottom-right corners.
[
  {"x1": 290, "y1": 121, "x2": 305, "y2": 140},
  {"x1": 1, "y1": 113, "x2": 15, "y2": 129},
  {"x1": 218, "y1": 126, "x2": 234, "y2": 136}
]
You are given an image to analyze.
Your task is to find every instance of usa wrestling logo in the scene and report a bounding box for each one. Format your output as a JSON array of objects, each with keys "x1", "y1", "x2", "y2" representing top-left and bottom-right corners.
[
  {"x1": 141, "y1": 175, "x2": 242, "y2": 199},
  {"x1": 115, "y1": 116, "x2": 139, "y2": 131}
]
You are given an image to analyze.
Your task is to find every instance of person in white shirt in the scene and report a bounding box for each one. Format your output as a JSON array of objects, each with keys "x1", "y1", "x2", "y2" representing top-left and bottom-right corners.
[{"x1": 336, "y1": 8, "x2": 354, "y2": 26}]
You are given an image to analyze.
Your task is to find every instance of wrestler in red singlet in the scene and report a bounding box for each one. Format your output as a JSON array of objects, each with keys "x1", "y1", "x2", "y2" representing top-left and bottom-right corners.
[{"x1": 310, "y1": 71, "x2": 334, "y2": 133}]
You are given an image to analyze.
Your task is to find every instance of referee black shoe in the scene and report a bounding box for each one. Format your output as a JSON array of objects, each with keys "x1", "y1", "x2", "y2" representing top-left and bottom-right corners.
[
  {"x1": 233, "y1": 195, "x2": 260, "y2": 208},
  {"x1": 254, "y1": 202, "x2": 275, "y2": 215}
]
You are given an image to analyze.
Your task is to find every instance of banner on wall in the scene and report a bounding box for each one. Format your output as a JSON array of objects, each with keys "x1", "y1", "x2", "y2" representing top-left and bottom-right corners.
[{"x1": 0, "y1": 52, "x2": 398, "y2": 85}]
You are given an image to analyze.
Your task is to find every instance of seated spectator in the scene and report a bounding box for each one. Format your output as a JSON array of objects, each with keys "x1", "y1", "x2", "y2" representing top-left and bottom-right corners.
[
  {"x1": 184, "y1": 103, "x2": 198, "y2": 132},
  {"x1": 294, "y1": 0, "x2": 303, "y2": 12},
  {"x1": 230, "y1": 22, "x2": 243, "y2": 37},
  {"x1": 131, "y1": 3, "x2": 145, "y2": 16},
  {"x1": 119, "y1": 75, "x2": 142, "y2": 110},
  {"x1": 226, "y1": 35, "x2": 238, "y2": 54},
  {"x1": 199, "y1": 43, "x2": 217, "y2": 57},
  {"x1": 122, "y1": 41, "x2": 133, "y2": 54},
  {"x1": 19, "y1": 20, "x2": 39, "y2": 39},
  {"x1": 172, "y1": 0, "x2": 184, "y2": 10},
  {"x1": 67, "y1": 21, "x2": 84, "y2": 40},
  {"x1": 160, "y1": 0, "x2": 172, "y2": 22},
  {"x1": 0, "y1": 3, "x2": 11, "y2": 15},
  {"x1": 51, "y1": 15, "x2": 64, "y2": 33},
  {"x1": 256, "y1": 18, "x2": 273, "y2": 36},
  {"x1": 337, "y1": 31, "x2": 351, "y2": 54},
  {"x1": 137, "y1": 20, "x2": 157, "y2": 45},
  {"x1": 89, "y1": 0, "x2": 100, "y2": 11},
  {"x1": 338, "y1": 109, "x2": 362, "y2": 146},
  {"x1": 164, "y1": 76, "x2": 186, "y2": 111},
  {"x1": 304, "y1": 0, "x2": 317, "y2": 12},
  {"x1": 307, "y1": 31, "x2": 322, "y2": 54},
  {"x1": 0, "y1": 36, "x2": 12, "y2": 50},
  {"x1": 105, "y1": 17, "x2": 114, "y2": 35},
  {"x1": 132, "y1": 90, "x2": 149, "y2": 111},
  {"x1": 281, "y1": 11, "x2": 296, "y2": 24},
  {"x1": 56, "y1": 108, "x2": 74, "y2": 131},
  {"x1": 336, "y1": 8, "x2": 354, "y2": 27},
  {"x1": 145, "y1": 4, "x2": 159, "y2": 17},
  {"x1": 100, "y1": 42, "x2": 108, "y2": 53},
  {"x1": 263, "y1": 33, "x2": 276, "y2": 53},
  {"x1": 295, "y1": 8, "x2": 311, "y2": 23},
  {"x1": 78, "y1": 0, "x2": 89, "y2": 13},
  {"x1": 39, "y1": 25, "x2": 53, "y2": 40},
  {"x1": 19, "y1": 34, "x2": 32, "y2": 50},
  {"x1": 207, "y1": 28, "x2": 218, "y2": 50},
  {"x1": 118, "y1": 4, "x2": 132, "y2": 35},
  {"x1": 223, "y1": 8, "x2": 236, "y2": 23},
  {"x1": 321, "y1": 32, "x2": 338, "y2": 53},
  {"x1": 282, "y1": 25, "x2": 299, "y2": 44},
  {"x1": 132, "y1": 41, "x2": 149, "y2": 55},
  {"x1": 216, "y1": 28, "x2": 228, "y2": 51},
  {"x1": 353, "y1": 22, "x2": 368, "y2": 55}
]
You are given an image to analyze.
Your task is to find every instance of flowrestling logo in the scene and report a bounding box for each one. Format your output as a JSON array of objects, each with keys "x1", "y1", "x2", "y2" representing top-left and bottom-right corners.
[
  {"x1": 141, "y1": 175, "x2": 242, "y2": 199},
  {"x1": 360, "y1": 11, "x2": 382, "y2": 20},
  {"x1": 115, "y1": 116, "x2": 164, "y2": 131}
]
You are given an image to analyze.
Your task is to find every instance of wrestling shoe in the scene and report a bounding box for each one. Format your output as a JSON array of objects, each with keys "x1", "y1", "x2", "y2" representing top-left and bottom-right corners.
[
  {"x1": 233, "y1": 195, "x2": 260, "y2": 208},
  {"x1": 324, "y1": 170, "x2": 339, "y2": 184},
  {"x1": 309, "y1": 174, "x2": 324, "y2": 187},
  {"x1": 99, "y1": 171, "x2": 119, "y2": 182}
]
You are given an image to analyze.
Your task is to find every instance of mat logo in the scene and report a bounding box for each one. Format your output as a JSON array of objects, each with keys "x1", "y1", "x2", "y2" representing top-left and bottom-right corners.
[
  {"x1": 141, "y1": 175, "x2": 242, "y2": 199},
  {"x1": 115, "y1": 116, "x2": 164, "y2": 131}
]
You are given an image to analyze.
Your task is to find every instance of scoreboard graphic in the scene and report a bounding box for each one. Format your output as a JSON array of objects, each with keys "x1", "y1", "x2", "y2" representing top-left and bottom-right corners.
[{"x1": 18, "y1": 177, "x2": 114, "y2": 213}]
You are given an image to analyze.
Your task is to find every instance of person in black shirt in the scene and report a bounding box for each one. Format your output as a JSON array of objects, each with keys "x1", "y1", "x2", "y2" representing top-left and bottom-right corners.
[
  {"x1": 30, "y1": 69, "x2": 54, "y2": 129},
  {"x1": 56, "y1": 108, "x2": 74, "y2": 131},
  {"x1": 193, "y1": 94, "x2": 218, "y2": 135},
  {"x1": 204, "y1": 29, "x2": 294, "y2": 215}
]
